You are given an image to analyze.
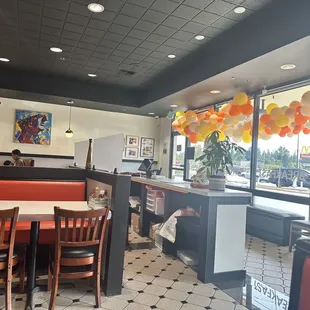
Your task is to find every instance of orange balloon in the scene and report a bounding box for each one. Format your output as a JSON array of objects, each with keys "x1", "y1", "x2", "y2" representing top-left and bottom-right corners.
[
  {"x1": 293, "y1": 125, "x2": 302, "y2": 134},
  {"x1": 296, "y1": 106, "x2": 302, "y2": 114},
  {"x1": 229, "y1": 105, "x2": 241, "y2": 116},
  {"x1": 197, "y1": 113, "x2": 205, "y2": 121},
  {"x1": 279, "y1": 128, "x2": 287, "y2": 137},
  {"x1": 265, "y1": 127, "x2": 273, "y2": 135},
  {"x1": 260, "y1": 114, "x2": 271, "y2": 124},
  {"x1": 303, "y1": 128, "x2": 310, "y2": 135},
  {"x1": 217, "y1": 117, "x2": 223, "y2": 123},
  {"x1": 184, "y1": 126, "x2": 192, "y2": 135},
  {"x1": 290, "y1": 100, "x2": 301, "y2": 109},
  {"x1": 240, "y1": 103, "x2": 254, "y2": 115},
  {"x1": 189, "y1": 134, "x2": 197, "y2": 143},
  {"x1": 295, "y1": 113, "x2": 308, "y2": 125},
  {"x1": 282, "y1": 126, "x2": 291, "y2": 134}
]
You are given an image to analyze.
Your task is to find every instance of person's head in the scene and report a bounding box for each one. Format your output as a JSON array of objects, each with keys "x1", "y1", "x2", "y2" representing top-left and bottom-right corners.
[{"x1": 12, "y1": 149, "x2": 22, "y2": 160}]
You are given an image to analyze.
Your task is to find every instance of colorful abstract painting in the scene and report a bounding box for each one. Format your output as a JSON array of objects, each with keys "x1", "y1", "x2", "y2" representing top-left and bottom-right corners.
[{"x1": 14, "y1": 110, "x2": 52, "y2": 145}]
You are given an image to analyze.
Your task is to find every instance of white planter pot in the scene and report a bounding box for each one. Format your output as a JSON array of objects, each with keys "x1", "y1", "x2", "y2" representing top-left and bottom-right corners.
[{"x1": 208, "y1": 175, "x2": 226, "y2": 191}]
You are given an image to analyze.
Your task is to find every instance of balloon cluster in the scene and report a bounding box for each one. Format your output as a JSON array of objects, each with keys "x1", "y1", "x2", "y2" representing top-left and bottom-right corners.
[
  {"x1": 172, "y1": 92, "x2": 254, "y2": 143},
  {"x1": 258, "y1": 91, "x2": 310, "y2": 140}
]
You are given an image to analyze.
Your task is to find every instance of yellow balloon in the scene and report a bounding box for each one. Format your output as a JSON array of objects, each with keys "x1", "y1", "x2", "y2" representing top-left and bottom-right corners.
[
  {"x1": 219, "y1": 103, "x2": 231, "y2": 114},
  {"x1": 266, "y1": 103, "x2": 278, "y2": 114},
  {"x1": 179, "y1": 129, "x2": 185, "y2": 136},
  {"x1": 200, "y1": 124, "x2": 211, "y2": 136},
  {"x1": 218, "y1": 131, "x2": 226, "y2": 141},
  {"x1": 234, "y1": 93, "x2": 248, "y2": 105},
  {"x1": 258, "y1": 122, "x2": 265, "y2": 133},
  {"x1": 242, "y1": 131, "x2": 252, "y2": 143},
  {"x1": 197, "y1": 134, "x2": 205, "y2": 142},
  {"x1": 209, "y1": 114, "x2": 218, "y2": 124},
  {"x1": 176, "y1": 111, "x2": 184, "y2": 118},
  {"x1": 270, "y1": 107, "x2": 281, "y2": 120},
  {"x1": 275, "y1": 114, "x2": 289, "y2": 127}
]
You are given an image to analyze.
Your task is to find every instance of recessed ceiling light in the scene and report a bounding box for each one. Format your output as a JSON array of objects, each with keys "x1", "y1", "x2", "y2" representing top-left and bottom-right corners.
[
  {"x1": 210, "y1": 90, "x2": 221, "y2": 94},
  {"x1": 50, "y1": 47, "x2": 62, "y2": 53},
  {"x1": 234, "y1": 7, "x2": 246, "y2": 14},
  {"x1": 280, "y1": 64, "x2": 296, "y2": 70},
  {"x1": 88, "y1": 3, "x2": 104, "y2": 13},
  {"x1": 195, "y1": 35, "x2": 205, "y2": 41},
  {"x1": 148, "y1": 112, "x2": 155, "y2": 115},
  {"x1": 88, "y1": 73, "x2": 97, "y2": 77},
  {"x1": 168, "y1": 54, "x2": 176, "y2": 59},
  {"x1": 170, "y1": 104, "x2": 178, "y2": 108},
  {"x1": 67, "y1": 100, "x2": 74, "y2": 104},
  {"x1": 0, "y1": 58, "x2": 9, "y2": 62},
  {"x1": 60, "y1": 57, "x2": 65, "y2": 61}
]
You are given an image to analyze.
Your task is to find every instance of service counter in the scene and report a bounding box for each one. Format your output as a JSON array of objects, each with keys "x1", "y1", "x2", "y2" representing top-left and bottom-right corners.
[{"x1": 131, "y1": 177, "x2": 252, "y2": 283}]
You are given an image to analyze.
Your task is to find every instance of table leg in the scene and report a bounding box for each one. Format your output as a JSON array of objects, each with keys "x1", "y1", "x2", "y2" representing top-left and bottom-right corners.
[{"x1": 25, "y1": 221, "x2": 40, "y2": 310}]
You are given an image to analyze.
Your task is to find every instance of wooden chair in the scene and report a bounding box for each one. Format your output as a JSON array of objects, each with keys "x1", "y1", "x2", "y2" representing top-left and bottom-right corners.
[
  {"x1": 48, "y1": 207, "x2": 110, "y2": 310},
  {"x1": 0, "y1": 207, "x2": 26, "y2": 310}
]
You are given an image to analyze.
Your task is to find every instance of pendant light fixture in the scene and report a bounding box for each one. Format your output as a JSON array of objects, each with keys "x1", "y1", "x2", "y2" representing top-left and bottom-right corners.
[{"x1": 65, "y1": 101, "x2": 74, "y2": 138}]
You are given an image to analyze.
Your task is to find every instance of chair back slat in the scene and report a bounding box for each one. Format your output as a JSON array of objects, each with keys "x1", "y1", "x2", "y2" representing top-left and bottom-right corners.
[
  {"x1": 0, "y1": 207, "x2": 19, "y2": 265},
  {"x1": 54, "y1": 207, "x2": 109, "y2": 248}
]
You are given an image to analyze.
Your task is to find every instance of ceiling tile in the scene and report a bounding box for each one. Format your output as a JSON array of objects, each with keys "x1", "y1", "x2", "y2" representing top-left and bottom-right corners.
[
  {"x1": 19, "y1": 1, "x2": 40, "y2": 15},
  {"x1": 172, "y1": 5, "x2": 200, "y2": 19},
  {"x1": 156, "y1": 45, "x2": 176, "y2": 53},
  {"x1": 143, "y1": 57, "x2": 159, "y2": 64},
  {"x1": 147, "y1": 33, "x2": 167, "y2": 44},
  {"x1": 200, "y1": 26, "x2": 222, "y2": 37},
  {"x1": 172, "y1": 30, "x2": 194, "y2": 41},
  {"x1": 139, "y1": 61, "x2": 154, "y2": 69},
  {"x1": 80, "y1": 35, "x2": 101, "y2": 44},
  {"x1": 62, "y1": 30, "x2": 81, "y2": 41},
  {"x1": 43, "y1": 0, "x2": 69, "y2": 10},
  {"x1": 211, "y1": 16, "x2": 237, "y2": 29},
  {"x1": 69, "y1": 2, "x2": 92, "y2": 16},
  {"x1": 109, "y1": 24, "x2": 131, "y2": 35},
  {"x1": 114, "y1": 14, "x2": 138, "y2": 28},
  {"x1": 153, "y1": 25, "x2": 176, "y2": 37},
  {"x1": 78, "y1": 41, "x2": 96, "y2": 51},
  {"x1": 41, "y1": 26, "x2": 61, "y2": 36},
  {"x1": 93, "y1": 10, "x2": 116, "y2": 22},
  {"x1": 134, "y1": 20, "x2": 158, "y2": 33},
  {"x1": 193, "y1": 11, "x2": 220, "y2": 25},
  {"x1": 64, "y1": 22, "x2": 84, "y2": 34},
  {"x1": 88, "y1": 19, "x2": 110, "y2": 30},
  {"x1": 205, "y1": 0, "x2": 235, "y2": 15},
  {"x1": 142, "y1": 10, "x2": 168, "y2": 24},
  {"x1": 85, "y1": 27, "x2": 105, "y2": 38},
  {"x1": 40, "y1": 33, "x2": 59, "y2": 43},
  {"x1": 104, "y1": 31, "x2": 124, "y2": 42},
  {"x1": 96, "y1": 46, "x2": 114, "y2": 54},
  {"x1": 113, "y1": 49, "x2": 130, "y2": 57},
  {"x1": 19, "y1": 12, "x2": 40, "y2": 25},
  {"x1": 127, "y1": 28, "x2": 149, "y2": 40},
  {"x1": 100, "y1": 39, "x2": 119, "y2": 49},
  {"x1": 151, "y1": 0, "x2": 179, "y2": 14},
  {"x1": 75, "y1": 47, "x2": 92, "y2": 55},
  {"x1": 149, "y1": 51, "x2": 166, "y2": 59},
  {"x1": 223, "y1": 0, "x2": 244, "y2": 3},
  {"x1": 104, "y1": 0, "x2": 123, "y2": 13},
  {"x1": 164, "y1": 37, "x2": 184, "y2": 48},
  {"x1": 242, "y1": 0, "x2": 272, "y2": 10},
  {"x1": 118, "y1": 43, "x2": 136, "y2": 52},
  {"x1": 42, "y1": 17, "x2": 63, "y2": 29},
  {"x1": 19, "y1": 21, "x2": 37, "y2": 31},
  {"x1": 128, "y1": 53, "x2": 145, "y2": 61},
  {"x1": 162, "y1": 15, "x2": 187, "y2": 29},
  {"x1": 126, "y1": 0, "x2": 154, "y2": 8},
  {"x1": 66, "y1": 13, "x2": 89, "y2": 26},
  {"x1": 43, "y1": 7, "x2": 66, "y2": 21},
  {"x1": 134, "y1": 47, "x2": 152, "y2": 56},
  {"x1": 139, "y1": 41, "x2": 159, "y2": 50},
  {"x1": 180, "y1": 41, "x2": 200, "y2": 51},
  {"x1": 108, "y1": 55, "x2": 125, "y2": 63},
  {"x1": 183, "y1": 0, "x2": 214, "y2": 9},
  {"x1": 122, "y1": 37, "x2": 142, "y2": 46},
  {"x1": 120, "y1": 3, "x2": 147, "y2": 18},
  {"x1": 92, "y1": 51, "x2": 109, "y2": 59},
  {"x1": 181, "y1": 21, "x2": 206, "y2": 34}
]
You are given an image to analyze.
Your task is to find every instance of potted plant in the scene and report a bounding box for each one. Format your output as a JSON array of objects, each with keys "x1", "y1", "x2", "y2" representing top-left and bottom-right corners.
[{"x1": 194, "y1": 131, "x2": 246, "y2": 191}]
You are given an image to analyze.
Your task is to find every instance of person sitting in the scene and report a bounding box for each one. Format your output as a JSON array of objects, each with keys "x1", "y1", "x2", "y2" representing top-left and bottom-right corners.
[{"x1": 11, "y1": 149, "x2": 25, "y2": 166}]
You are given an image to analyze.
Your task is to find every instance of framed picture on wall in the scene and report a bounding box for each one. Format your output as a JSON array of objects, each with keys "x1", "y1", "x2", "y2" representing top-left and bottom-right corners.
[
  {"x1": 140, "y1": 137, "x2": 155, "y2": 158},
  {"x1": 125, "y1": 147, "x2": 138, "y2": 158},
  {"x1": 126, "y1": 135, "x2": 139, "y2": 147}
]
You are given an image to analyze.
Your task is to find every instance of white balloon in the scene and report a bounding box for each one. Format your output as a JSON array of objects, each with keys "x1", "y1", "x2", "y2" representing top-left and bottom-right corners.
[{"x1": 306, "y1": 121, "x2": 310, "y2": 129}]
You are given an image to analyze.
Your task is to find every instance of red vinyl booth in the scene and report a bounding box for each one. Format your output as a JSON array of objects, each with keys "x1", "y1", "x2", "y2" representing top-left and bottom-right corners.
[{"x1": 0, "y1": 180, "x2": 86, "y2": 244}]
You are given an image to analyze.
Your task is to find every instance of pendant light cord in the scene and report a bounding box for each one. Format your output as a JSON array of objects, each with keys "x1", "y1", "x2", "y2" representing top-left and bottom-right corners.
[{"x1": 69, "y1": 106, "x2": 72, "y2": 129}]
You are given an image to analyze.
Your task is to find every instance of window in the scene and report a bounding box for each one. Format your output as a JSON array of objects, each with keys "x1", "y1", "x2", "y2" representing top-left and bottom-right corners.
[
  {"x1": 256, "y1": 85, "x2": 310, "y2": 200},
  {"x1": 171, "y1": 134, "x2": 186, "y2": 181},
  {"x1": 186, "y1": 141, "x2": 205, "y2": 180}
]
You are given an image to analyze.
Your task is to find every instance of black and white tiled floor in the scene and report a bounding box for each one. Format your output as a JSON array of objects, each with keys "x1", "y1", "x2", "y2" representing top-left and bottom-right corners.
[{"x1": 1, "y1": 233, "x2": 293, "y2": 309}]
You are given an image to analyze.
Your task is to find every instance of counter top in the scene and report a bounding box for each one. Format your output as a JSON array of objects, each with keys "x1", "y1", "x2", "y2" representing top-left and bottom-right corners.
[{"x1": 131, "y1": 177, "x2": 251, "y2": 197}]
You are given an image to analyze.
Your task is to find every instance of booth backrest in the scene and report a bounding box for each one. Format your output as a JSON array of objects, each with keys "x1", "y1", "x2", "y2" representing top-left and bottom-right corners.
[{"x1": 0, "y1": 180, "x2": 85, "y2": 201}]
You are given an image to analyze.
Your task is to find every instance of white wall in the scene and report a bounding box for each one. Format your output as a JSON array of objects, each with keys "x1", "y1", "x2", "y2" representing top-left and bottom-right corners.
[{"x1": 0, "y1": 97, "x2": 161, "y2": 168}]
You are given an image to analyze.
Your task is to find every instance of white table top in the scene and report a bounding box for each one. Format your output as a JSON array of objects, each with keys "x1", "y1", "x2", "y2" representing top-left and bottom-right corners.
[
  {"x1": 131, "y1": 177, "x2": 252, "y2": 198},
  {"x1": 0, "y1": 201, "x2": 89, "y2": 221}
]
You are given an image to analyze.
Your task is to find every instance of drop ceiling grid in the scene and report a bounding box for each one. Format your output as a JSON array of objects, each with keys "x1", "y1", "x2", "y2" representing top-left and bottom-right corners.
[{"x1": 0, "y1": 0, "x2": 271, "y2": 87}]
